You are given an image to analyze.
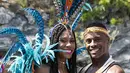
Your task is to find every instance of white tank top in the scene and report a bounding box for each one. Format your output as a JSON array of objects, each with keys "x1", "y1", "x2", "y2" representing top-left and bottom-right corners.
[{"x1": 80, "y1": 55, "x2": 115, "y2": 73}]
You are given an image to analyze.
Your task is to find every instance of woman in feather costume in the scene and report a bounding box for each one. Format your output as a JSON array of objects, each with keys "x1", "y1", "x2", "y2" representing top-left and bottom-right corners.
[
  {"x1": 34, "y1": 23, "x2": 77, "y2": 73},
  {"x1": 49, "y1": 24, "x2": 77, "y2": 73}
]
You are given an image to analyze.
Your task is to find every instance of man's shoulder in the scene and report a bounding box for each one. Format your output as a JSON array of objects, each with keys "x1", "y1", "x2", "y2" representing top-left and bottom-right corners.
[
  {"x1": 107, "y1": 65, "x2": 125, "y2": 73},
  {"x1": 78, "y1": 63, "x2": 92, "y2": 73}
]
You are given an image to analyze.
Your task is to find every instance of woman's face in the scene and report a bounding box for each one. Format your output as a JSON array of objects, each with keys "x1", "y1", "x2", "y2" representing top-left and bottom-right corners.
[{"x1": 58, "y1": 29, "x2": 76, "y2": 59}]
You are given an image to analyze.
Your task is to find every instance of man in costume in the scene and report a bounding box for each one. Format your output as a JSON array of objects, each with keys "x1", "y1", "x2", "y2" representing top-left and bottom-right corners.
[{"x1": 79, "y1": 22, "x2": 124, "y2": 73}]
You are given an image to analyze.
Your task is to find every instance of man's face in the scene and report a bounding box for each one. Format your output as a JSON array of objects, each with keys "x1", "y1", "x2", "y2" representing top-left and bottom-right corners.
[{"x1": 84, "y1": 32, "x2": 109, "y2": 59}]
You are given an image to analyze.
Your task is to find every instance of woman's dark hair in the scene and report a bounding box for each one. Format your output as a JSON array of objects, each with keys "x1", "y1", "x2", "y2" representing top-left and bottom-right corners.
[{"x1": 49, "y1": 24, "x2": 77, "y2": 73}]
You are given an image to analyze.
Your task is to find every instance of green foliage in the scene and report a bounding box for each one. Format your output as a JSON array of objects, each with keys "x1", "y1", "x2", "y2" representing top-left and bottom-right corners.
[
  {"x1": 110, "y1": 18, "x2": 123, "y2": 25},
  {"x1": 15, "y1": 0, "x2": 28, "y2": 8},
  {"x1": 99, "y1": 0, "x2": 110, "y2": 5},
  {"x1": 81, "y1": 0, "x2": 130, "y2": 26},
  {"x1": 110, "y1": 18, "x2": 117, "y2": 25},
  {"x1": 81, "y1": 5, "x2": 106, "y2": 22},
  {"x1": 48, "y1": 19, "x2": 55, "y2": 27},
  {"x1": 109, "y1": 27, "x2": 119, "y2": 48},
  {"x1": 75, "y1": 32, "x2": 84, "y2": 47},
  {"x1": 48, "y1": 7, "x2": 58, "y2": 27},
  {"x1": 0, "y1": 24, "x2": 2, "y2": 26},
  {"x1": 81, "y1": 11, "x2": 92, "y2": 22}
]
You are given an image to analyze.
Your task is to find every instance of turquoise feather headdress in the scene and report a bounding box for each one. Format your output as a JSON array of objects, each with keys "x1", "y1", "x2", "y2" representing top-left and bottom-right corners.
[
  {"x1": 53, "y1": 0, "x2": 92, "y2": 29},
  {"x1": 46, "y1": 1, "x2": 92, "y2": 60},
  {"x1": 49, "y1": 0, "x2": 92, "y2": 55},
  {"x1": 49, "y1": 0, "x2": 92, "y2": 38}
]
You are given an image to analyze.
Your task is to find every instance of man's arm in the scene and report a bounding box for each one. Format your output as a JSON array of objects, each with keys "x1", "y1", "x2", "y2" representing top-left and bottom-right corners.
[{"x1": 107, "y1": 65, "x2": 125, "y2": 73}]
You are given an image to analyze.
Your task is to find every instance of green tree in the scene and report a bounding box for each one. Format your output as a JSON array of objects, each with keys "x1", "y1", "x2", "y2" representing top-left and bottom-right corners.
[{"x1": 81, "y1": 0, "x2": 130, "y2": 26}]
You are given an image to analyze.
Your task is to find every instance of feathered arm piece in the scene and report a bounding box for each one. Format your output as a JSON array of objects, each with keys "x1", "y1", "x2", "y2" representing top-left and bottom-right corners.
[
  {"x1": 24, "y1": 8, "x2": 45, "y2": 67},
  {"x1": 41, "y1": 34, "x2": 57, "y2": 63},
  {"x1": 0, "y1": 42, "x2": 24, "y2": 73},
  {"x1": 24, "y1": 8, "x2": 44, "y2": 51},
  {"x1": 41, "y1": 34, "x2": 68, "y2": 63},
  {"x1": 8, "y1": 43, "x2": 35, "y2": 73},
  {"x1": 41, "y1": 43, "x2": 58, "y2": 63},
  {"x1": 0, "y1": 27, "x2": 35, "y2": 73},
  {"x1": 7, "y1": 43, "x2": 27, "y2": 73},
  {"x1": 0, "y1": 27, "x2": 32, "y2": 73},
  {"x1": 0, "y1": 8, "x2": 46, "y2": 73},
  {"x1": 1, "y1": 42, "x2": 24, "y2": 66},
  {"x1": 0, "y1": 27, "x2": 28, "y2": 44}
]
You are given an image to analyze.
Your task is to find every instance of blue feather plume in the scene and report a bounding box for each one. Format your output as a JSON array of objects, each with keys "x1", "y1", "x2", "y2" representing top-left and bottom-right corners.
[
  {"x1": 71, "y1": 2, "x2": 92, "y2": 30},
  {"x1": 24, "y1": 8, "x2": 44, "y2": 49},
  {"x1": 24, "y1": 8, "x2": 45, "y2": 66},
  {"x1": 0, "y1": 28, "x2": 28, "y2": 44},
  {"x1": 68, "y1": 0, "x2": 84, "y2": 17},
  {"x1": 53, "y1": 0, "x2": 85, "y2": 18},
  {"x1": 76, "y1": 46, "x2": 86, "y2": 55},
  {"x1": 71, "y1": 10, "x2": 83, "y2": 30},
  {"x1": 1, "y1": 42, "x2": 25, "y2": 66}
]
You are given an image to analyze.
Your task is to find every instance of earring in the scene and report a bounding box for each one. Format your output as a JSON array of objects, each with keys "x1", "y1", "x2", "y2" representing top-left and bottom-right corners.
[{"x1": 66, "y1": 59, "x2": 69, "y2": 69}]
